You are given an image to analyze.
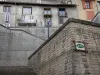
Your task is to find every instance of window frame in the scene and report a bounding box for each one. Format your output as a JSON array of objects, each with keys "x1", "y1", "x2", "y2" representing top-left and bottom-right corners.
[
  {"x1": 58, "y1": 8, "x2": 67, "y2": 24},
  {"x1": 82, "y1": 0, "x2": 92, "y2": 9},
  {"x1": 59, "y1": 8, "x2": 66, "y2": 17},
  {"x1": 3, "y1": 6, "x2": 11, "y2": 13},
  {"x1": 22, "y1": 6, "x2": 32, "y2": 15},
  {"x1": 85, "y1": 1, "x2": 91, "y2": 9},
  {"x1": 44, "y1": 8, "x2": 52, "y2": 15}
]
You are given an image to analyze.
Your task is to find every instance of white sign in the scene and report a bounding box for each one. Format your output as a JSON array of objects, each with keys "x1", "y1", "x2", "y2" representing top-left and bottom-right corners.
[{"x1": 75, "y1": 42, "x2": 85, "y2": 51}]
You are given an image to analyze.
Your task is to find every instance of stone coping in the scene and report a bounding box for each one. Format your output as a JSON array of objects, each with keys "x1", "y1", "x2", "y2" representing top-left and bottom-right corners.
[
  {"x1": 0, "y1": 24, "x2": 45, "y2": 40},
  {"x1": 0, "y1": 1, "x2": 76, "y2": 7}
]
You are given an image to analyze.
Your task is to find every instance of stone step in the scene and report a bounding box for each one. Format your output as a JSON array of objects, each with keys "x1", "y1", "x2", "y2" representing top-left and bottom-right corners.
[{"x1": 0, "y1": 66, "x2": 37, "y2": 75}]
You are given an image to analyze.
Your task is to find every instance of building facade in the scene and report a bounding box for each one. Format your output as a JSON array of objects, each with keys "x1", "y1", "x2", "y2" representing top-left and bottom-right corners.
[
  {"x1": 1, "y1": 0, "x2": 100, "y2": 27},
  {"x1": 75, "y1": 0, "x2": 100, "y2": 21},
  {"x1": 0, "y1": 0, "x2": 78, "y2": 28}
]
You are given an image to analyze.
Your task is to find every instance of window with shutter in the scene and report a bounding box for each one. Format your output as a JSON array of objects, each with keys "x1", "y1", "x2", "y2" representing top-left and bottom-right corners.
[{"x1": 82, "y1": 0, "x2": 93, "y2": 9}]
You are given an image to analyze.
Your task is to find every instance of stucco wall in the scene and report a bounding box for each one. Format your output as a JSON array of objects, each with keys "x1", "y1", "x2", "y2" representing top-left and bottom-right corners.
[
  {"x1": 75, "y1": 0, "x2": 96, "y2": 20},
  {"x1": 28, "y1": 21, "x2": 100, "y2": 75},
  {"x1": 0, "y1": 25, "x2": 44, "y2": 66}
]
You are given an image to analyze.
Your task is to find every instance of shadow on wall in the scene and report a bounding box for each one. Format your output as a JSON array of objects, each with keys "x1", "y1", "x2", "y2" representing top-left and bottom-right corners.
[{"x1": 0, "y1": 24, "x2": 44, "y2": 66}]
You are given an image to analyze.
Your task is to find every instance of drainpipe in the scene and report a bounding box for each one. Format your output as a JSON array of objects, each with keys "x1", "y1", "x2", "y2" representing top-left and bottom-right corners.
[
  {"x1": 15, "y1": 2, "x2": 17, "y2": 27},
  {"x1": 47, "y1": 25, "x2": 50, "y2": 38}
]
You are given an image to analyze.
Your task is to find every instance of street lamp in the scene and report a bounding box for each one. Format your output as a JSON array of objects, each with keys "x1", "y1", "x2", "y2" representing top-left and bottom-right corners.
[{"x1": 47, "y1": 20, "x2": 51, "y2": 38}]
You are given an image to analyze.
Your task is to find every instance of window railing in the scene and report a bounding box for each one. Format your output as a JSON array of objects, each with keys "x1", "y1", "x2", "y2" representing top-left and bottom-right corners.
[
  {"x1": 44, "y1": 11, "x2": 52, "y2": 15},
  {"x1": 17, "y1": 14, "x2": 37, "y2": 26},
  {"x1": 58, "y1": 11, "x2": 67, "y2": 17}
]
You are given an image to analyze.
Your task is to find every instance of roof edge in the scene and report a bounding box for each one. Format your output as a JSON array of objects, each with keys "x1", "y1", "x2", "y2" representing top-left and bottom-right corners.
[
  {"x1": 92, "y1": 11, "x2": 100, "y2": 22},
  {"x1": 28, "y1": 18, "x2": 100, "y2": 59},
  {"x1": 0, "y1": 1, "x2": 76, "y2": 6}
]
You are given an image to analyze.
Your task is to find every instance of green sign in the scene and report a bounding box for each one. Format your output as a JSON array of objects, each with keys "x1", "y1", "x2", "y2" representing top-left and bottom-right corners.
[
  {"x1": 76, "y1": 44, "x2": 84, "y2": 48},
  {"x1": 75, "y1": 42, "x2": 85, "y2": 51}
]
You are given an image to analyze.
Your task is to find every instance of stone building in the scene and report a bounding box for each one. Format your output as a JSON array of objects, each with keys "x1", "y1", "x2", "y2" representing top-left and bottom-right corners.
[
  {"x1": 0, "y1": 0, "x2": 77, "y2": 27},
  {"x1": 0, "y1": 0, "x2": 78, "y2": 40},
  {"x1": 29, "y1": 18, "x2": 100, "y2": 75}
]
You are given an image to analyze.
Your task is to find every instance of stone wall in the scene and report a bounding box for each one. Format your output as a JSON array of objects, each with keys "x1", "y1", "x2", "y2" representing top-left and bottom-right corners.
[
  {"x1": 28, "y1": 21, "x2": 100, "y2": 75},
  {"x1": 71, "y1": 22, "x2": 100, "y2": 75},
  {"x1": 0, "y1": 25, "x2": 44, "y2": 66},
  {"x1": 10, "y1": 27, "x2": 59, "y2": 40},
  {"x1": 28, "y1": 22, "x2": 75, "y2": 75}
]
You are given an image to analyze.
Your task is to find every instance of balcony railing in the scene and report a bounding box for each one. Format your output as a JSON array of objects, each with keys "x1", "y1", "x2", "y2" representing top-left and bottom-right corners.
[
  {"x1": 43, "y1": 11, "x2": 52, "y2": 17},
  {"x1": 0, "y1": 13, "x2": 37, "y2": 27},
  {"x1": 58, "y1": 11, "x2": 67, "y2": 17},
  {"x1": 17, "y1": 15, "x2": 37, "y2": 26}
]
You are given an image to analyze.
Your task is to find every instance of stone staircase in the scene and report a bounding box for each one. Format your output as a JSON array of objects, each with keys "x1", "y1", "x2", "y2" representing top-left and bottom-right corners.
[{"x1": 0, "y1": 66, "x2": 37, "y2": 75}]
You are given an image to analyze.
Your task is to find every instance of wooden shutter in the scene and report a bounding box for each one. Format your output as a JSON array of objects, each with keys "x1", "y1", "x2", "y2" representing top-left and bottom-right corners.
[{"x1": 82, "y1": 0, "x2": 86, "y2": 9}]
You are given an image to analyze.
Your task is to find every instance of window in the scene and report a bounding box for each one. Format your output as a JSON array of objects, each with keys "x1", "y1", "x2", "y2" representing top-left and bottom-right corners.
[
  {"x1": 44, "y1": 17, "x2": 52, "y2": 27},
  {"x1": 98, "y1": 1, "x2": 100, "y2": 6},
  {"x1": 3, "y1": 6, "x2": 11, "y2": 13},
  {"x1": 59, "y1": 8, "x2": 67, "y2": 24},
  {"x1": 44, "y1": 8, "x2": 52, "y2": 26},
  {"x1": 5, "y1": 13, "x2": 10, "y2": 23},
  {"x1": 85, "y1": 1, "x2": 90, "y2": 9},
  {"x1": 22, "y1": 7, "x2": 32, "y2": 14},
  {"x1": 44, "y1": 8, "x2": 51, "y2": 15},
  {"x1": 3, "y1": 6, "x2": 11, "y2": 26},
  {"x1": 59, "y1": 8, "x2": 66, "y2": 17},
  {"x1": 82, "y1": 0, "x2": 93, "y2": 9}
]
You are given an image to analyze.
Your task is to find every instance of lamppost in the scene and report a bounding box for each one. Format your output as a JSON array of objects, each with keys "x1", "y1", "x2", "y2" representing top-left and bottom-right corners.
[
  {"x1": 47, "y1": 25, "x2": 50, "y2": 38},
  {"x1": 47, "y1": 20, "x2": 51, "y2": 38}
]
